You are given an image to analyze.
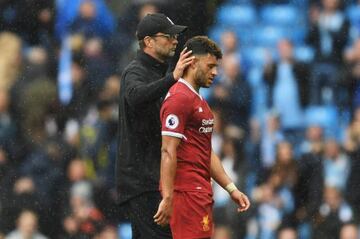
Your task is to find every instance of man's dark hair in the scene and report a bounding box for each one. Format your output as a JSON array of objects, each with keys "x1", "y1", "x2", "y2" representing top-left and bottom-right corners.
[
  {"x1": 183, "y1": 36, "x2": 222, "y2": 59},
  {"x1": 138, "y1": 39, "x2": 146, "y2": 50}
]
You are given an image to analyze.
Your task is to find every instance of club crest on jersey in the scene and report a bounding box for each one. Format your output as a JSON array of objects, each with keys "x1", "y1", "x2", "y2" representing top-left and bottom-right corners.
[
  {"x1": 165, "y1": 114, "x2": 179, "y2": 129},
  {"x1": 201, "y1": 214, "x2": 210, "y2": 232}
]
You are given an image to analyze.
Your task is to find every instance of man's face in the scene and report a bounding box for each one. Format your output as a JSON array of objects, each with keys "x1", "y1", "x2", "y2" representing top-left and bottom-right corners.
[
  {"x1": 151, "y1": 33, "x2": 179, "y2": 60},
  {"x1": 340, "y1": 225, "x2": 359, "y2": 239},
  {"x1": 278, "y1": 39, "x2": 293, "y2": 61},
  {"x1": 194, "y1": 53, "x2": 219, "y2": 88}
]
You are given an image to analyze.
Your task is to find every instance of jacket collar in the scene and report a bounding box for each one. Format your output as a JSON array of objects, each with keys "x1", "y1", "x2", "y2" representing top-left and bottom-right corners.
[{"x1": 136, "y1": 50, "x2": 168, "y2": 74}]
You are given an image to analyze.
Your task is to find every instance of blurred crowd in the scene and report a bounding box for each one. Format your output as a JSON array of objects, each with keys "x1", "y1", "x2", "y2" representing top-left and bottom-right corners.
[
  {"x1": 0, "y1": 0, "x2": 220, "y2": 238},
  {"x1": 0, "y1": 0, "x2": 360, "y2": 239},
  {"x1": 207, "y1": 0, "x2": 360, "y2": 238}
]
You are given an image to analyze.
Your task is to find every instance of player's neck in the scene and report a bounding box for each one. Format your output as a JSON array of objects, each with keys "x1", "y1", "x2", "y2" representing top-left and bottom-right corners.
[{"x1": 182, "y1": 76, "x2": 200, "y2": 93}]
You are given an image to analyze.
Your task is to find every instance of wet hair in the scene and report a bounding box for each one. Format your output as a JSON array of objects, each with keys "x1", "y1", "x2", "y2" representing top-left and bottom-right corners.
[{"x1": 183, "y1": 36, "x2": 222, "y2": 59}]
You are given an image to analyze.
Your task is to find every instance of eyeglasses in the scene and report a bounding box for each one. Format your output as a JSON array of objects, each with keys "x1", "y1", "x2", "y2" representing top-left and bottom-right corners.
[{"x1": 151, "y1": 34, "x2": 179, "y2": 40}]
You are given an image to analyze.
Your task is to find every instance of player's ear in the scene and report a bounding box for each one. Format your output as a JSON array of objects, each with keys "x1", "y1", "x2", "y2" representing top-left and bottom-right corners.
[
  {"x1": 190, "y1": 56, "x2": 198, "y2": 69},
  {"x1": 183, "y1": 57, "x2": 196, "y2": 73}
]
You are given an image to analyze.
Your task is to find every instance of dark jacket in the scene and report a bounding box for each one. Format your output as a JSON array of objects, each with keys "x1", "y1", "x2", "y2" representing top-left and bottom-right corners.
[
  {"x1": 307, "y1": 17, "x2": 349, "y2": 64},
  {"x1": 264, "y1": 61, "x2": 310, "y2": 108},
  {"x1": 117, "y1": 50, "x2": 176, "y2": 203}
]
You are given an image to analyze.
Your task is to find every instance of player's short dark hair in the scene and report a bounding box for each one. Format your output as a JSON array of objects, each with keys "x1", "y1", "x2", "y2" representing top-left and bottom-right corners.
[{"x1": 183, "y1": 36, "x2": 222, "y2": 59}]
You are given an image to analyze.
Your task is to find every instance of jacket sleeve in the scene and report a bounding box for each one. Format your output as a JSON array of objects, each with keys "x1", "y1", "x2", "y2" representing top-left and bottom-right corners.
[
  {"x1": 123, "y1": 70, "x2": 176, "y2": 108},
  {"x1": 263, "y1": 63, "x2": 276, "y2": 107},
  {"x1": 298, "y1": 63, "x2": 311, "y2": 107}
]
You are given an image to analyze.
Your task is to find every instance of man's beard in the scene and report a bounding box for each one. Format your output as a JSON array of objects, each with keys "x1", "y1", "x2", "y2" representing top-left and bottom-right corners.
[
  {"x1": 194, "y1": 69, "x2": 208, "y2": 88},
  {"x1": 155, "y1": 47, "x2": 175, "y2": 60}
]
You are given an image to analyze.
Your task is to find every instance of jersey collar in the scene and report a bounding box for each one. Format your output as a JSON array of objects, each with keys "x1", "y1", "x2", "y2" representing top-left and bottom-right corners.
[{"x1": 178, "y1": 78, "x2": 202, "y2": 100}]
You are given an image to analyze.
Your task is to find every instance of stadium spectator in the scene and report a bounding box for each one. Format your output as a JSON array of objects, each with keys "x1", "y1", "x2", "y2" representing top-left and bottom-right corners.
[
  {"x1": 343, "y1": 39, "x2": 360, "y2": 113},
  {"x1": 5, "y1": 210, "x2": 48, "y2": 239},
  {"x1": 56, "y1": 0, "x2": 115, "y2": 40},
  {"x1": 82, "y1": 37, "x2": 113, "y2": 100},
  {"x1": 1, "y1": 177, "x2": 47, "y2": 236},
  {"x1": 260, "y1": 111, "x2": 285, "y2": 169},
  {"x1": 295, "y1": 126, "x2": 325, "y2": 228},
  {"x1": 251, "y1": 172, "x2": 295, "y2": 239},
  {"x1": 307, "y1": 0, "x2": 350, "y2": 105},
  {"x1": 0, "y1": 90, "x2": 16, "y2": 157},
  {"x1": 300, "y1": 125, "x2": 324, "y2": 155},
  {"x1": 263, "y1": 39, "x2": 309, "y2": 147},
  {"x1": 322, "y1": 139, "x2": 350, "y2": 192},
  {"x1": 220, "y1": 30, "x2": 239, "y2": 56},
  {"x1": 213, "y1": 225, "x2": 232, "y2": 239},
  {"x1": 313, "y1": 187, "x2": 354, "y2": 239},
  {"x1": 277, "y1": 226, "x2": 298, "y2": 239},
  {"x1": 339, "y1": 223, "x2": 359, "y2": 239},
  {"x1": 0, "y1": 32, "x2": 22, "y2": 91},
  {"x1": 209, "y1": 53, "x2": 252, "y2": 132}
]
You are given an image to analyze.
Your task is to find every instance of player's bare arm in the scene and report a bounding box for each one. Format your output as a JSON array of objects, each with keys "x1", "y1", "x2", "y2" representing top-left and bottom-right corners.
[
  {"x1": 210, "y1": 150, "x2": 250, "y2": 212},
  {"x1": 154, "y1": 135, "x2": 181, "y2": 226}
]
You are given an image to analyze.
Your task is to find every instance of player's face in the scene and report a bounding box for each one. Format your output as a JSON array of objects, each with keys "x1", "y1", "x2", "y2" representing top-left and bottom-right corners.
[
  {"x1": 194, "y1": 54, "x2": 218, "y2": 88},
  {"x1": 151, "y1": 33, "x2": 179, "y2": 60}
]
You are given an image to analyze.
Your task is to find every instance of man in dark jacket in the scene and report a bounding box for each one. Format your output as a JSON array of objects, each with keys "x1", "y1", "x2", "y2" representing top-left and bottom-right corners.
[{"x1": 117, "y1": 13, "x2": 193, "y2": 238}]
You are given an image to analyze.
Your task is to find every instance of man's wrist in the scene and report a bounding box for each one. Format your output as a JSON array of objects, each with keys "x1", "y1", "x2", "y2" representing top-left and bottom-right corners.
[
  {"x1": 225, "y1": 182, "x2": 238, "y2": 195},
  {"x1": 162, "y1": 194, "x2": 173, "y2": 201},
  {"x1": 172, "y1": 72, "x2": 179, "y2": 81}
]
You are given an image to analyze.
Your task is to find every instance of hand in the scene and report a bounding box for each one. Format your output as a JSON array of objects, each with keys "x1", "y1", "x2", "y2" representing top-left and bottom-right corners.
[
  {"x1": 173, "y1": 47, "x2": 195, "y2": 80},
  {"x1": 231, "y1": 190, "x2": 250, "y2": 212},
  {"x1": 154, "y1": 197, "x2": 172, "y2": 226}
]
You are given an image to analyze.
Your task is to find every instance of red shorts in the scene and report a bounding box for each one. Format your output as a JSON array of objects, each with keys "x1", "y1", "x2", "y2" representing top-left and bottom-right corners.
[{"x1": 170, "y1": 191, "x2": 214, "y2": 239}]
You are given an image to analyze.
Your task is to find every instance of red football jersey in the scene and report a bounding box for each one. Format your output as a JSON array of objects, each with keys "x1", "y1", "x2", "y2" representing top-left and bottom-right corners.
[{"x1": 160, "y1": 79, "x2": 214, "y2": 194}]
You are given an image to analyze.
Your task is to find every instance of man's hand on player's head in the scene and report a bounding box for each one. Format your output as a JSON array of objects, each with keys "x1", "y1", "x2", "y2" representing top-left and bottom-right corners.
[
  {"x1": 173, "y1": 47, "x2": 195, "y2": 80},
  {"x1": 154, "y1": 197, "x2": 173, "y2": 226},
  {"x1": 231, "y1": 190, "x2": 250, "y2": 213}
]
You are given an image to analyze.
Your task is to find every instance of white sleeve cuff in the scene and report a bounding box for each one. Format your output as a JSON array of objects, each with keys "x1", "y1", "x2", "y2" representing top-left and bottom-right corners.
[{"x1": 162, "y1": 131, "x2": 187, "y2": 140}]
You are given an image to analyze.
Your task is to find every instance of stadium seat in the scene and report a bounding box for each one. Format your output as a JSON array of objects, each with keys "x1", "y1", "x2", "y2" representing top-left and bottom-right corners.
[
  {"x1": 346, "y1": 5, "x2": 360, "y2": 26},
  {"x1": 247, "y1": 66, "x2": 268, "y2": 120},
  {"x1": 208, "y1": 26, "x2": 226, "y2": 44},
  {"x1": 208, "y1": 25, "x2": 254, "y2": 46},
  {"x1": 304, "y1": 105, "x2": 339, "y2": 137},
  {"x1": 290, "y1": 0, "x2": 310, "y2": 8},
  {"x1": 286, "y1": 26, "x2": 307, "y2": 44},
  {"x1": 242, "y1": 46, "x2": 272, "y2": 67},
  {"x1": 234, "y1": 27, "x2": 253, "y2": 46},
  {"x1": 252, "y1": 25, "x2": 286, "y2": 47},
  {"x1": 294, "y1": 45, "x2": 315, "y2": 62},
  {"x1": 260, "y1": 4, "x2": 301, "y2": 27},
  {"x1": 216, "y1": 4, "x2": 257, "y2": 27}
]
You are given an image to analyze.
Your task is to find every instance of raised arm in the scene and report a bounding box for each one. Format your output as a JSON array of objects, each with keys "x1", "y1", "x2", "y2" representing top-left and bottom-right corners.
[
  {"x1": 124, "y1": 71, "x2": 175, "y2": 108},
  {"x1": 210, "y1": 150, "x2": 250, "y2": 212},
  {"x1": 125, "y1": 49, "x2": 194, "y2": 108},
  {"x1": 154, "y1": 135, "x2": 181, "y2": 226}
]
